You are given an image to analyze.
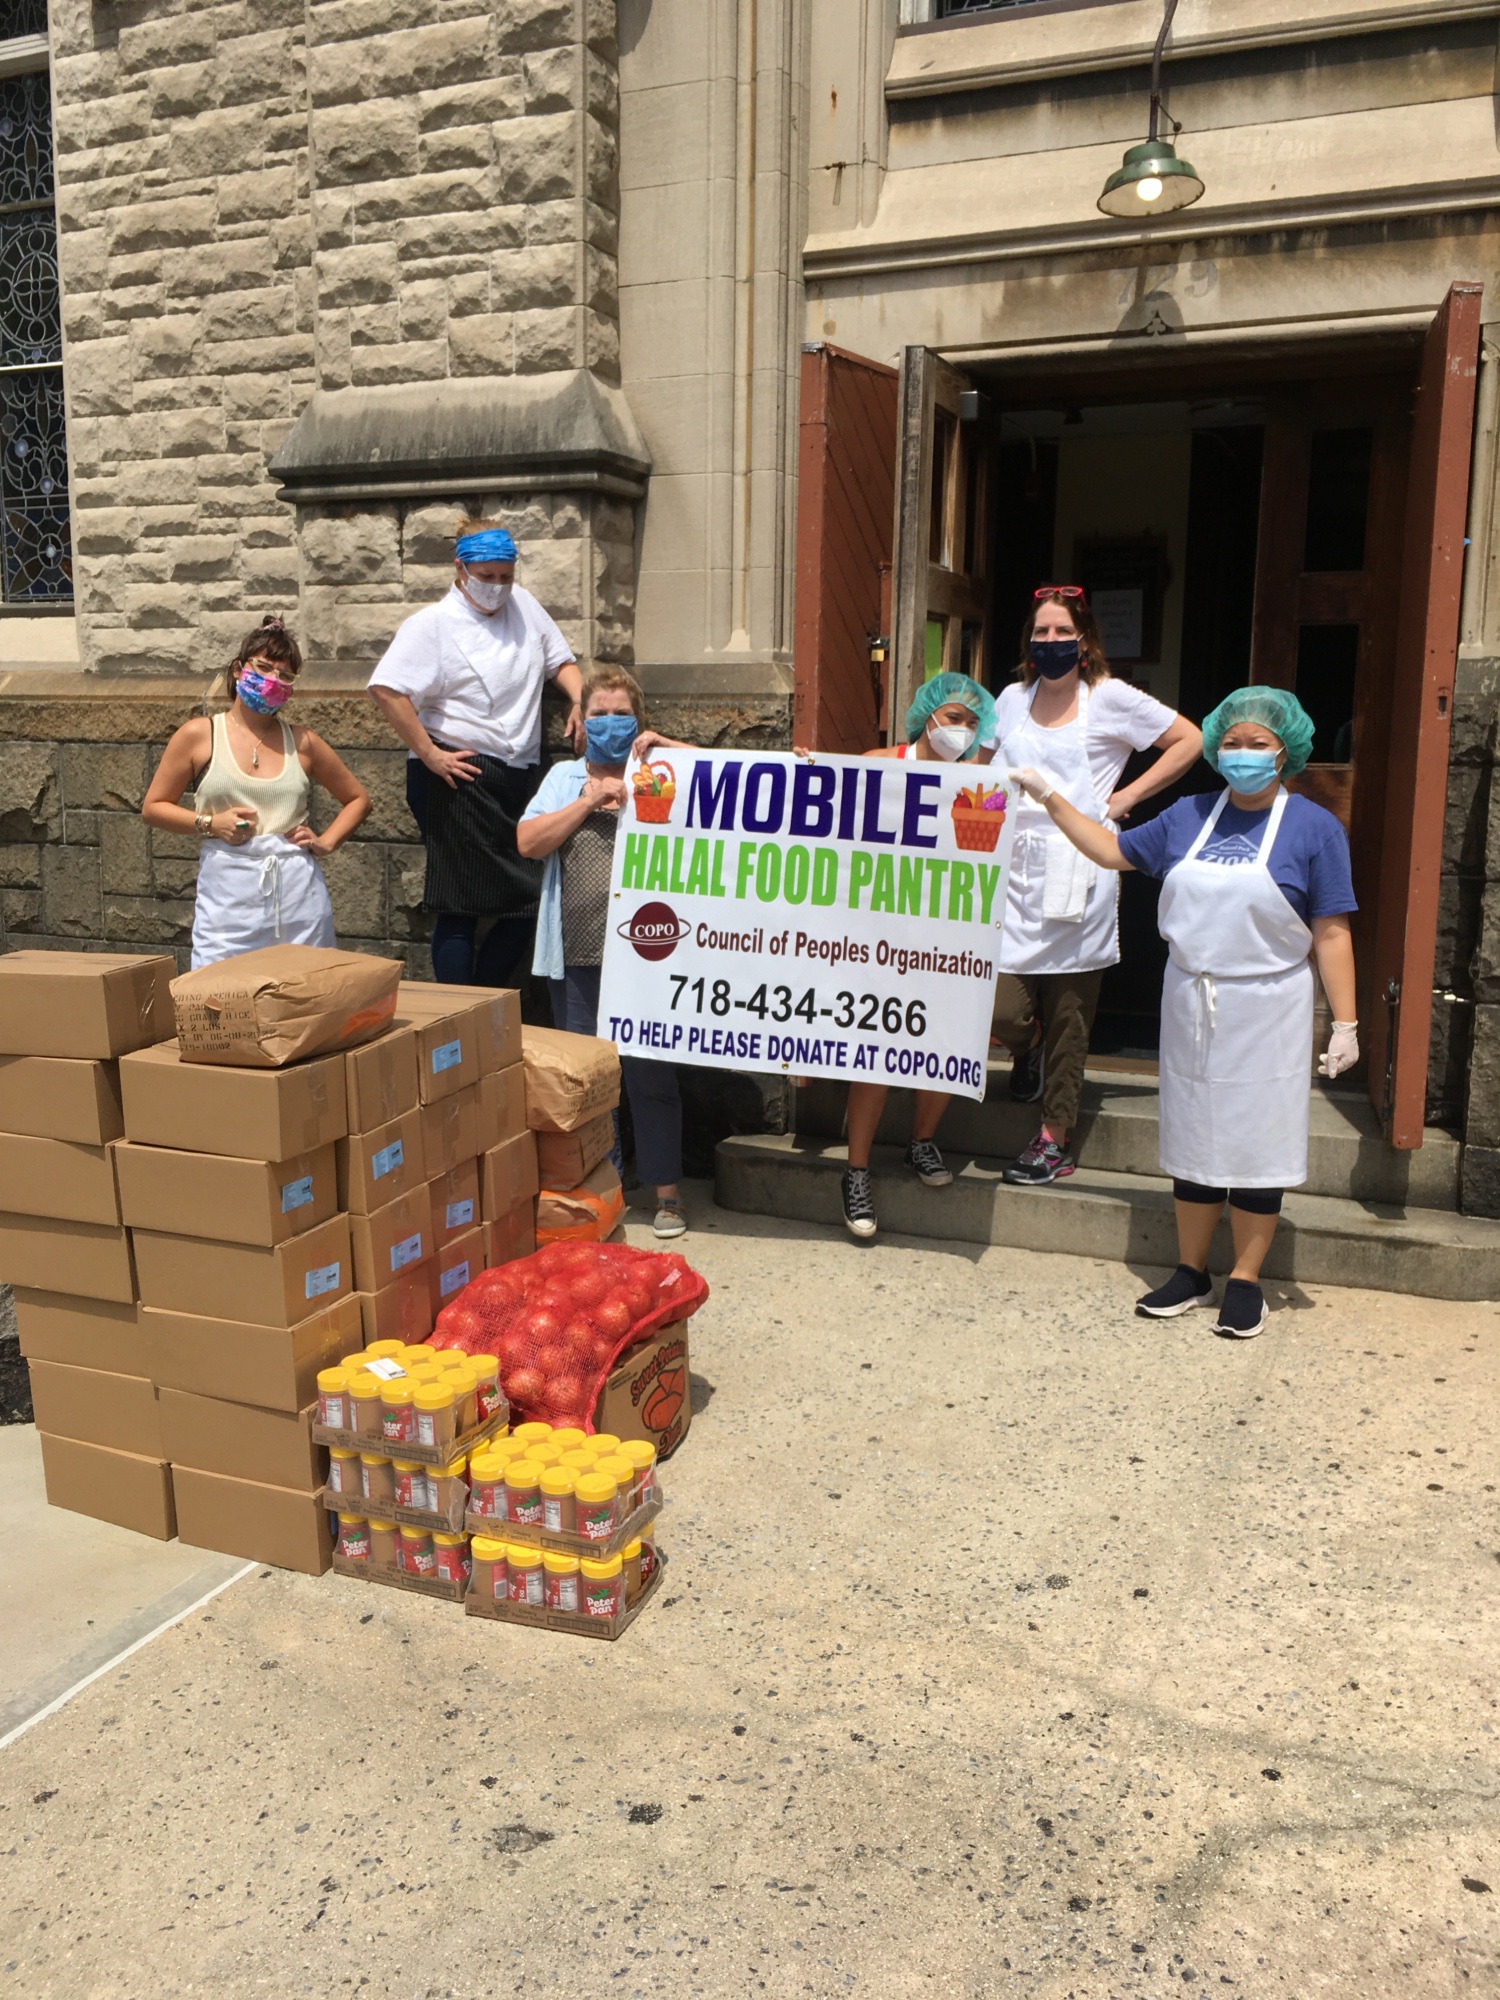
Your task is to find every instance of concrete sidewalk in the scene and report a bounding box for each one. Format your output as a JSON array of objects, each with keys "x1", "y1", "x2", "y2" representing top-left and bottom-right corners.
[{"x1": 1, "y1": 1187, "x2": 1496, "y2": 1998}]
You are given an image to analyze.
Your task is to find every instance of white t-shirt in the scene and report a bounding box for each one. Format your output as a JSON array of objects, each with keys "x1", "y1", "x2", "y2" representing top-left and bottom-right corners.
[
  {"x1": 987, "y1": 676, "x2": 1176, "y2": 802},
  {"x1": 367, "y1": 584, "x2": 575, "y2": 765}
]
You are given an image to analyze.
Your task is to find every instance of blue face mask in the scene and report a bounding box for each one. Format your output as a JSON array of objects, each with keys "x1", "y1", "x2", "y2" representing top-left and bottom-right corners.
[
  {"x1": 585, "y1": 712, "x2": 639, "y2": 765},
  {"x1": 1218, "y1": 749, "x2": 1282, "y2": 793},
  {"x1": 1030, "y1": 637, "x2": 1081, "y2": 679}
]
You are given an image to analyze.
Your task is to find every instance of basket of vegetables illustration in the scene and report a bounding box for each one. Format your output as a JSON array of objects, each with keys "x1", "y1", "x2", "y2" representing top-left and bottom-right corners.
[
  {"x1": 632, "y1": 759, "x2": 677, "y2": 824},
  {"x1": 951, "y1": 782, "x2": 1007, "y2": 852}
]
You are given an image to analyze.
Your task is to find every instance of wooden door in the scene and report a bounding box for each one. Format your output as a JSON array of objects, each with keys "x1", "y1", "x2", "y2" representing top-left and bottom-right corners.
[
  {"x1": 1368, "y1": 281, "x2": 1483, "y2": 1146},
  {"x1": 889, "y1": 347, "x2": 989, "y2": 736},
  {"x1": 793, "y1": 344, "x2": 900, "y2": 754}
]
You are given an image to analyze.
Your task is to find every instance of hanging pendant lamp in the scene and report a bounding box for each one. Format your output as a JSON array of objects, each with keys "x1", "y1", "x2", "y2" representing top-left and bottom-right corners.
[{"x1": 1097, "y1": 0, "x2": 1205, "y2": 219}]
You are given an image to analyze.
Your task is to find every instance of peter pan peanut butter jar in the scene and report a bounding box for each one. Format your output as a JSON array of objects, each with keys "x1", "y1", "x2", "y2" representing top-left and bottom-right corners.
[
  {"x1": 507, "y1": 1543, "x2": 544, "y2": 1606},
  {"x1": 470, "y1": 1534, "x2": 508, "y2": 1600},
  {"x1": 543, "y1": 1550, "x2": 581, "y2": 1613},
  {"x1": 579, "y1": 1552, "x2": 624, "y2": 1619},
  {"x1": 573, "y1": 1472, "x2": 619, "y2": 1544},
  {"x1": 349, "y1": 1371, "x2": 384, "y2": 1438}
]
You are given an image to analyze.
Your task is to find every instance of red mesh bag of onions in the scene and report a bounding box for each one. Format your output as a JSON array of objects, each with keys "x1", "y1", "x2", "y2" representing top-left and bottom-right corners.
[{"x1": 425, "y1": 1239, "x2": 709, "y2": 1430}]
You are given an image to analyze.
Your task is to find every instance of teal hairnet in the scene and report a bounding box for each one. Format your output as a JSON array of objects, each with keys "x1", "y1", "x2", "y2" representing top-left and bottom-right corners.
[
  {"x1": 903, "y1": 673, "x2": 996, "y2": 760},
  {"x1": 1202, "y1": 686, "x2": 1316, "y2": 777}
]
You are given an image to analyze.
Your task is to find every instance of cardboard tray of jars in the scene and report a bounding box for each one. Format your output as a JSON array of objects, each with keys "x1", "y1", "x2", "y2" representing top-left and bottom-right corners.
[
  {"x1": 312, "y1": 1405, "x2": 509, "y2": 1465},
  {"x1": 319, "y1": 1484, "x2": 468, "y2": 1532},
  {"x1": 330, "y1": 1552, "x2": 468, "y2": 1603},
  {"x1": 463, "y1": 1493, "x2": 663, "y2": 1560},
  {"x1": 464, "y1": 1552, "x2": 667, "y2": 1641}
]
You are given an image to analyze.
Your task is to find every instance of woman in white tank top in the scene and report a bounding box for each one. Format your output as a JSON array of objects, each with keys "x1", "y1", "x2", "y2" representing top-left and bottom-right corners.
[{"x1": 142, "y1": 615, "x2": 370, "y2": 968}]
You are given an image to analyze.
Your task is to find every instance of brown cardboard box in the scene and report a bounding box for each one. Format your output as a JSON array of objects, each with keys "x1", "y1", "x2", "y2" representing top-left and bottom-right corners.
[
  {"x1": 336, "y1": 1106, "x2": 425, "y2": 1213},
  {"x1": 39, "y1": 1432, "x2": 176, "y2": 1540},
  {"x1": 483, "y1": 1202, "x2": 536, "y2": 1267},
  {"x1": 347, "y1": 1183, "x2": 430, "y2": 1293},
  {"x1": 433, "y1": 1224, "x2": 485, "y2": 1311},
  {"x1": 594, "y1": 1321, "x2": 691, "y2": 1459},
  {"x1": 481, "y1": 1130, "x2": 540, "y2": 1220},
  {"x1": 345, "y1": 1024, "x2": 418, "y2": 1131},
  {"x1": 421, "y1": 1084, "x2": 479, "y2": 1178},
  {"x1": 535, "y1": 1159, "x2": 623, "y2": 1240},
  {"x1": 0, "y1": 1132, "x2": 121, "y2": 1225},
  {"x1": 170, "y1": 945, "x2": 402, "y2": 1067},
  {"x1": 0, "y1": 1055, "x2": 124, "y2": 1144},
  {"x1": 159, "y1": 1387, "x2": 323, "y2": 1491},
  {"x1": 0, "y1": 1212, "x2": 135, "y2": 1302},
  {"x1": 357, "y1": 1263, "x2": 436, "y2": 1344},
  {"x1": 476, "y1": 1061, "x2": 527, "y2": 1153},
  {"x1": 394, "y1": 1006, "x2": 481, "y2": 1105},
  {"x1": 429, "y1": 1159, "x2": 480, "y2": 1247},
  {"x1": 133, "y1": 1212, "x2": 351, "y2": 1327},
  {"x1": 119, "y1": 1041, "x2": 347, "y2": 1159},
  {"x1": 140, "y1": 1293, "x2": 361, "y2": 1413},
  {"x1": 534, "y1": 1111, "x2": 615, "y2": 1189},
  {"x1": 15, "y1": 1288, "x2": 149, "y2": 1377},
  {"x1": 173, "y1": 1464, "x2": 333, "y2": 1575},
  {"x1": 398, "y1": 982, "x2": 521, "y2": 1073},
  {"x1": 521, "y1": 1025, "x2": 620, "y2": 1131},
  {"x1": 0, "y1": 951, "x2": 174, "y2": 1059},
  {"x1": 27, "y1": 1358, "x2": 163, "y2": 1456},
  {"x1": 115, "y1": 1139, "x2": 338, "y2": 1246}
]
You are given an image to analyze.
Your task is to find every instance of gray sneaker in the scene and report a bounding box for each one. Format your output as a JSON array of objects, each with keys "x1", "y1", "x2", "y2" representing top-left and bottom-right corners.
[{"x1": 652, "y1": 1199, "x2": 687, "y2": 1239}]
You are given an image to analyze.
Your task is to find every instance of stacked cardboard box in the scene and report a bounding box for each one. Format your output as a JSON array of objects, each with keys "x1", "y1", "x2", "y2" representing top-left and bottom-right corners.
[
  {"x1": 393, "y1": 982, "x2": 538, "y2": 1293},
  {"x1": 524, "y1": 1027, "x2": 624, "y2": 1242},
  {"x1": 0, "y1": 952, "x2": 177, "y2": 1538},
  {"x1": 120, "y1": 1040, "x2": 357, "y2": 1574}
]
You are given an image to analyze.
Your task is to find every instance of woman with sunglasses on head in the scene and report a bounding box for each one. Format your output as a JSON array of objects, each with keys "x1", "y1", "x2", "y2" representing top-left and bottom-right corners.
[
  {"x1": 142, "y1": 614, "x2": 371, "y2": 968},
  {"x1": 986, "y1": 587, "x2": 1201, "y2": 1185}
]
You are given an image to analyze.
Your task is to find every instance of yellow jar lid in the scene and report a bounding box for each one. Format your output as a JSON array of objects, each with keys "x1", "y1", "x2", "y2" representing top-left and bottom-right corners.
[
  {"x1": 414, "y1": 1380, "x2": 454, "y2": 1410},
  {"x1": 559, "y1": 1449, "x2": 596, "y2": 1473},
  {"x1": 339, "y1": 1350, "x2": 368, "y2": 1371},
  {"x1": 469, "y1": 1353, "x2": 499, "y2": 1377},
  {"x1": 539, "y1": 1466, "x2": 575, "y2": 1496},
  {"x1": 379, "y1": 1379, "x2": 414, "y2": 1404},
  {"x1": 548, "y1": 1426, "x2": 588, "y2": 1452},
  {"x1": 542, "y1": 1549, "x2": 579, "y2": 1574},
  {"x1": 505, "y1": 1459, "x2": 542, "y2": 1489},
  {"x1": 622, "y1": 1537, "x2": 642, "y2": 1559},
  {"x1": 329, "y1": 1446, "x2": 360, "y2": 1461},
  {"x1": 405, "y1": 1357, "x2": 442, "y2": 1376},
  {"x1": 398, "y1": 1524, "x2": 430, "y2": 1540},
  {"x1": 487, "y1": 1436, "x2": 528, "y2": 1464},
  {"x1": 508, "y1": 1543, "x2": 544, "y2": 1567},
  {"x1": 358, "y1": 1452, "x2": 388, "y2": 1466},
  {"x1": 589, "y1": 1434, "x2": 621, "y2": 1456},
  {"x1": 618, "y1": 1440, "x2": 656, "y2": 1469},
  {"x1": 579, "y1": 1552, "x2": 623, "y2": 1579},
  {"x1": 593, "y1": 1455, "x2": 634, "y2": 1486},
  {"x1": 336, "y1": 1512, "x2": 366, "y2": 1525},
  {"x1": 433, "y1": 1531, "x2": 465, "y2": 1548},
  {"x1": 440, "y1": 1454, "x2": 468, "y2": 1477},
  {"x1": 471, "y1": 1534, "x2": 508, "y2": 1561},
  {"x1": 349, "y1": 1374, "x2": 383, "y2": 1400},
  {"x1": 527, "y1": 1443, "x2": 564, "y2": 1468},
  {"x1": 574, "y1": 1472, "x2": 618, "y2": 1504},
  {"x1": 365, "y1": 1339, "x2": 405, "y2": 1359},
  {"x1": 468, "y1": 1450, "x2": 506, "y2": 1480},
  {"x1": 435, "y1": 1351, "x2": 470, "y2": 1372},
  {"x1": 513, "y1": 1421, "x2": 554, "y2": 1445},
  {"x1": 317, "y1": 1366, "x2": 348, "y2": 1391}
]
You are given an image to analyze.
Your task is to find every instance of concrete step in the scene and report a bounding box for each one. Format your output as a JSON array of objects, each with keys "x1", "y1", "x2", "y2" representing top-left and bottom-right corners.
[
  {"x1": 793, "y1": 1064, "x2": 1461, "y2": 1212},
  {"x1": 715, "y1": 1133, "x2": 1500, "y2": 1301}
]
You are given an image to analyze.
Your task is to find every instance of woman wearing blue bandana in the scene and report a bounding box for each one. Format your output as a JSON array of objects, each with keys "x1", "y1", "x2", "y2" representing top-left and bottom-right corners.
[
  {"x1": 367, "y1": 516, "x2": 585, "y2": 985},
  {"x1": 1010, "y1": 686, "x2": 1358, "y2": 1339},
  {"x1": 519, "y1": 668, "x2": 694, "y2": 1238}
]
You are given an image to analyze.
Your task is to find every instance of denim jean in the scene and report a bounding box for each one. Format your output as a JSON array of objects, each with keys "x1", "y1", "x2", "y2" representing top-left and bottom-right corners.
[{"x1": 549, "y1": 963, "x2": 683, "y2": 1188}]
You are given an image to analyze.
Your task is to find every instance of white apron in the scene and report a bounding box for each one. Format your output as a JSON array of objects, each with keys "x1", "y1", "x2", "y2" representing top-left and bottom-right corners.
[
  {"x1": 190, "y1": 835, "x2": 336, "y2": 970},
  {"x1": 1156, "y1": 787, "x2": 1314, "y2": 1189},
  {"x1": 999, "y1": 682, "x2": 1121, "y2": 975}
]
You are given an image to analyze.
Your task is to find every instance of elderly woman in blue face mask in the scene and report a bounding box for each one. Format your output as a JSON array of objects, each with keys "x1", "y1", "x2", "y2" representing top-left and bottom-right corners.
[
  {"x1": 518, "y1": 667, "x2": 694, "y2": 1238},
  {"x1": 1009, "y1": 686, "x2": 1358, "y2": 1339},
  {"x1": 367, "y1": 515, "x2": 586, "y2": 986}
]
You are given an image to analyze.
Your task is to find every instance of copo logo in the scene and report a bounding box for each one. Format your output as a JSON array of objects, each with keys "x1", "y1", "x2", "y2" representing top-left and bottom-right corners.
[{"x1": 618, "y1": 901, "x2": 691, "y2": 962}]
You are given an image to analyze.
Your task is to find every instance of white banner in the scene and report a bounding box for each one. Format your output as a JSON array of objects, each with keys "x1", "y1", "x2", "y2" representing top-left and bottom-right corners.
[{"x1": 596, "y1": 748, "x2": 1016, "y2": 1102}]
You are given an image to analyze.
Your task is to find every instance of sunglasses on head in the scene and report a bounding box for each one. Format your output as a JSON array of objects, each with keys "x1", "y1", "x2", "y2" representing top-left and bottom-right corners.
[{"x1": 1033, "y1": 585, "x2": 1087, "y2": 602}]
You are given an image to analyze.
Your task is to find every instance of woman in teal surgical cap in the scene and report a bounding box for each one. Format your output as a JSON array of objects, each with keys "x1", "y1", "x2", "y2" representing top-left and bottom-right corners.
[
  {"x1": 833, "y1": 673, "x2": 996, "y2": 1240},
  {"x1": 1009, "y1": 687, "x2": 1358, "y2": 1337}
]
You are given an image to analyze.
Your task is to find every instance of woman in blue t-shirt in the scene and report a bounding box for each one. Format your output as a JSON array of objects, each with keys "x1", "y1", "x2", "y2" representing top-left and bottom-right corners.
[{"x1": 1009, "y1": 687, "x2": 1358, "y2": 1338}]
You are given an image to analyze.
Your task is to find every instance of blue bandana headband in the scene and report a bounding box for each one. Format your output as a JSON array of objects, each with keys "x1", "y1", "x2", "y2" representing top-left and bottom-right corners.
[{"x1": 455, "y1": 528, "x2": 517, "y2": 563}]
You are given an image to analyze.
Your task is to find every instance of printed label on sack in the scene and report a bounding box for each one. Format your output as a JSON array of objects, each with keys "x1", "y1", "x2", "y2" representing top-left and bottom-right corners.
[
  {"x1": 444, "y1": 1198, "x2": 474, "y2": 1229},
  {"x1": 439, "y1": 1260, "x2": 470, "y2": 1299},
  {"x1": 371, "y1": 1140, "x2": 404, "y2": 1181},
  {"x1": 305, "y1": 1261, "x2": 341, "y2": 1299},
  {"x1": 431, "y1": 1039, "x2": 463, "y2": 1074},
  {"x1": 280, "y1": 1175, "x2": 314, "y2": 1213},
  {"x1": 390, "y1": 1232, "x2": 423, "y2": 1272}
]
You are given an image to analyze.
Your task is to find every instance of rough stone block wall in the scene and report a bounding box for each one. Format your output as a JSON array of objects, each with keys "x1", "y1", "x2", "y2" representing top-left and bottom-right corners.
[{"x1": 47, "y1": 0, "x2": 624, "y2": 677}]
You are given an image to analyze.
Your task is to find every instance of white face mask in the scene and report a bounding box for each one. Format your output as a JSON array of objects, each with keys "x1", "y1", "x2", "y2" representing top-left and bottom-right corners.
[
  {"x1": 927, "y1": 721, "x2": 977, "y2": 762},
  {"x1": 462, "y1": 571, "x2": 512, "y2": 614}
]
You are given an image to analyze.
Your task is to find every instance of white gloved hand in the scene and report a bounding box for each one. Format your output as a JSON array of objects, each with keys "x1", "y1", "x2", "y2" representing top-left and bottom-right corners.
[
  {"x1": 1008, "y1": 765, "x2": 1055, "y2": 804},
  {"x1": 1319, "y1": 1021, "x2": 1359, "y2": 1078}
]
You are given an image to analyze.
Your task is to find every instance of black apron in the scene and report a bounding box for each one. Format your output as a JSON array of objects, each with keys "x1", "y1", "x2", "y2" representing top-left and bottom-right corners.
[{"x1": 423, "y1": 746, "x2": 544, "y2": 918}]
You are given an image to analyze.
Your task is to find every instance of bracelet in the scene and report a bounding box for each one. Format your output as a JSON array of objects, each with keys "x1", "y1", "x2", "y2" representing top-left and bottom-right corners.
[{"x1": 194, "y1": 810, "x2": 213, "y2": 837}]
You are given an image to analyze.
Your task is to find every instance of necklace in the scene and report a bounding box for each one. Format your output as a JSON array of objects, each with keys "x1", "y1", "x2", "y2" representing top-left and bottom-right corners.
[{"x1": 235, "y1": 708, "x2": 275, "y2": 770}]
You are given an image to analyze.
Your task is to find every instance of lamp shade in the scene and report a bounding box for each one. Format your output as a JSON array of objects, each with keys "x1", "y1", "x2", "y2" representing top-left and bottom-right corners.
[{"x1": 1097, "y1": 139, "x2": 1204, "y2": 218}]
